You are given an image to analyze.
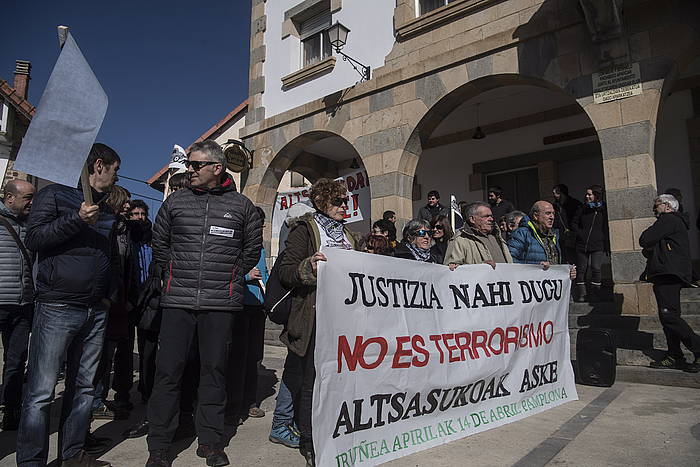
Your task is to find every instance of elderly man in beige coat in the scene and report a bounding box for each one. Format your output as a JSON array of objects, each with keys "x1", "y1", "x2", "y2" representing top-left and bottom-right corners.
[{"x1": 444, "y1": 201, "x2": 513, "y2": 270}]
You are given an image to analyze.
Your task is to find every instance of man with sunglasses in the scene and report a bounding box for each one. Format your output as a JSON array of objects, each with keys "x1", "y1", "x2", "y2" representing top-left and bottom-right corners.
[{"x1": 146, "y1": 140, "x2": 262, "y2": 467}]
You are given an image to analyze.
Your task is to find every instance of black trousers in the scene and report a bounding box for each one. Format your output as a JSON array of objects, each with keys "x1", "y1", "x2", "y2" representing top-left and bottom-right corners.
[
  {"x1": 0, "y1": 304, "x2": 32, "y2": 408},
  {"x1": 138, "y1": 328, "x2": 198, "y2": 414},
  {"x1": 653, "y1": 277, "x2": 700, "y2": 359},
  {"x1": 112, "y1": 327, "x2": 135, "y2": 402},
  {"x1": 147, "y1": 308, "x2": 234, "y2": 451},
  {"x1": 226, "y1": 307, "x2": 267, "y2": 416},
  {"x1": 575, "y1": 250, "x2": 605, "y2": 285}
]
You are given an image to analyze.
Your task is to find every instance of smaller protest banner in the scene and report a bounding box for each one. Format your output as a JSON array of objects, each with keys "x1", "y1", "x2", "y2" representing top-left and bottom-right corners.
[
  {"x1": 169, "y1": 144, "x2": 187, "y2": 170},
  {"x1": 14, "y1": 32, "x2": 108, "y2": 188},
  {"x1": 450, "y1": 194, "x2": 464, "y2": 231}
]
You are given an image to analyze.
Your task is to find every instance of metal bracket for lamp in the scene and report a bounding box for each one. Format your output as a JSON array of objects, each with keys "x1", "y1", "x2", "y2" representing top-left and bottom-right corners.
[{"x1": 327, "y1": 21, "x2": 371, "y2": 82}]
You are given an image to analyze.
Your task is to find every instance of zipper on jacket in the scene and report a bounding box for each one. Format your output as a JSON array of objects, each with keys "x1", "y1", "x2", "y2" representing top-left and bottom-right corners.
[
  {"x1": 583, "y1": 211, "x2": 598, "y2": 252},
  {"x1": 196, "y1": 196, "x2": 211, "y2": 308}
]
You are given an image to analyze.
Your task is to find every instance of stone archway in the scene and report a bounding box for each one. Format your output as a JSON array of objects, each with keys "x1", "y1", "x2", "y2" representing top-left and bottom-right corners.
[{"x1": 246, "y1": 130, "x2": 371, "y2": 255}]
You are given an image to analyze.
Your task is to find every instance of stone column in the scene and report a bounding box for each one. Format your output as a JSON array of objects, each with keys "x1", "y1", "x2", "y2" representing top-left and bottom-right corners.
[{"x1": 584, "y1": 89, "x2": 661, "y2": 315}]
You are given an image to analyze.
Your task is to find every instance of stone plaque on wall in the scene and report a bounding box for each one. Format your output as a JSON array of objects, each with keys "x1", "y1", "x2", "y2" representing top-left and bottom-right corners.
[{"x1": 592, "y1": 63, "x2": 642, "y2": 104}]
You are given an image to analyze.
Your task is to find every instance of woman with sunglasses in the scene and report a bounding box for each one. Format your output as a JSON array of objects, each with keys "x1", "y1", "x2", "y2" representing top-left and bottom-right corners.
[
  {"x1": 394, "y1": 219, "x2": 441, "y2": 263},
  {"x1": 276, "y1": 178, "x2": 358, "y2": 466},
  {"x1": 430, "y1": 215, "x2": 453, "y2": 264}
]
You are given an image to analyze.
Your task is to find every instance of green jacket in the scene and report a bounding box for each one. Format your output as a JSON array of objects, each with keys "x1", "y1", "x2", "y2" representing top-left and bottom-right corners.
[{"x1": 444, "y1": 226, "x2": 512, "y2": 266}]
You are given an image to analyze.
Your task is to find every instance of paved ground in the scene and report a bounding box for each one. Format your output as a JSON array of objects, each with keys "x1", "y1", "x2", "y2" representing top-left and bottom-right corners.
[{"x1": 1, "y1": 345, "x2": 699, "y2": 466}]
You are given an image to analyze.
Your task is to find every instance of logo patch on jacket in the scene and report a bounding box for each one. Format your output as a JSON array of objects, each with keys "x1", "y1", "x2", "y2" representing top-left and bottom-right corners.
[
  {"x1": 223, "y1": 212, "x2": 233, "y2": 219},
  {"x1": 209, "y1": 226, "x2": 235, "y2": 238}
]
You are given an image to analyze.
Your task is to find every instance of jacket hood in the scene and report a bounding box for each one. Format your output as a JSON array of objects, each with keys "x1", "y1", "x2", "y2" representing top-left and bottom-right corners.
[
  {"x1": 284, "y1": 202, "x2": 315, "y2": 227},
  {"x1": 517, "y1": 215, "x2": 531, "y2": 228},
  {"x1": 0, "y1": 202, "x2": 17, "y2": 220}
]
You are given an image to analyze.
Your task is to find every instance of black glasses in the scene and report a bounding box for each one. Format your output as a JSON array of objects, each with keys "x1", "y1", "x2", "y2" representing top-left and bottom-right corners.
[
  {"x1": 331, "y1": 196, "x2": 350, "y2": 207},
  {"x1": 433, "y1": 225, "x2": 445, "y2": 230},
  {"x1": 185, "y1": 160, "x2": 218, "y2": 171},
  {"x1": 414, "y1": 229, "x2": 432, "y2": 237}
]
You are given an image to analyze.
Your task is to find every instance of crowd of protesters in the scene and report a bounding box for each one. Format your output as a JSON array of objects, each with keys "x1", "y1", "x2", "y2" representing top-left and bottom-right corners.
[{"x1": 1, "y1": 141, "x2": 699, "y2": 467}]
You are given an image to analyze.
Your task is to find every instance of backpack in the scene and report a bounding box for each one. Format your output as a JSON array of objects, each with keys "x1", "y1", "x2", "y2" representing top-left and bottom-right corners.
[{"x1": 263, "y1": 250, "x2": 293, "y2": 325}]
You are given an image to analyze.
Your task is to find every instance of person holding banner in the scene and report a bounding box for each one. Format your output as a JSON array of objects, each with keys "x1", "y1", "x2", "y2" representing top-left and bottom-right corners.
[
  {"x1": 277, "y1": 178, "x2": 358, "y2": 466},
  {"x1": 507, "y1": 201, "x2": 577, "y2": 280},
  {"x1": 429, "y1": 215, "x2": 453, "y2": 264},
  {"x1": 394, "y1": 219, "x2": 441, "y2": 263},
  {"x1": 444, "y1": 201, "x2": 512, "y2": 270},
  {"x1": 17, "y1": 143, "x2": 121, "y2": 467}
]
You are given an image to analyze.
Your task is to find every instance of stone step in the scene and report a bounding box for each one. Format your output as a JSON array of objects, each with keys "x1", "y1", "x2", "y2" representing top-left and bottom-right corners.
[
  {"x1": 569, "y1": 328, "x2": 694, "y2": 366},
  {"x1": 568, "y1": 300, "x2": 700, "y2": 316},
  {"x1": 681, "y1": 287, "x2": 700, "y2": 302},
  {"x1": 568, "y1": 313, "x2": 700, "y2": 331},
  {"x1": 614, "y1": 364, "x2": 700, "y2": 389}
]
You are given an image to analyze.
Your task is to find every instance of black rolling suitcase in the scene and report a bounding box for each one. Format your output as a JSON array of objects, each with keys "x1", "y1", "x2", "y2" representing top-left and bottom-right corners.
[{"x1": 576, "y1": 328, "x2": 616, "y2": 387}]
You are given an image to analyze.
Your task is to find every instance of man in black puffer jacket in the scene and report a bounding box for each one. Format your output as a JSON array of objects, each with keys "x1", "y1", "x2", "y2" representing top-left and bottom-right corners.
[
  {"x1": 146, "y1": 140, "x2": 262, "y2": 467},
  {"x1": 641, "y1": 194, "x2": 700, "y2": 373},
  {"x1": 17, "y1": 143, "x2": 120, "y2": 467}
]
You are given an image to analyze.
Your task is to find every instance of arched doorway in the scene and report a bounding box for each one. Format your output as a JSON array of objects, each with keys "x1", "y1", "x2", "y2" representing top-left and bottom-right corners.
[
  {"x1": 407, "y1": 74, "x2": 608, "y2": 279},
  {"x1": 259, "y1": 131, "x2": 371, "y2": 258},
  {"x1": 410, "y1": 75, "x2": 603, "y2": 218}
]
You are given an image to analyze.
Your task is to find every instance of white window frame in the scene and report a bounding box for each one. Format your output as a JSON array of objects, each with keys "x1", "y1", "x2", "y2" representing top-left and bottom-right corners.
[
  {"x1": 416, "y1": 0, "x2": 451, "y2": 16},
  {"x1": 0, "y1": 101, "x2": 9, "y2": 135},
  {"x1": 299, "y1": 12, "x2": 332, "y2": 68}
]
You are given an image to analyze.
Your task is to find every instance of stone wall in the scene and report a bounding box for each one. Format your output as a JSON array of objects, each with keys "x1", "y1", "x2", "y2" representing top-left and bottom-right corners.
[{"x1": 242, "y1": 0, "x2": 700, "y2": 312}]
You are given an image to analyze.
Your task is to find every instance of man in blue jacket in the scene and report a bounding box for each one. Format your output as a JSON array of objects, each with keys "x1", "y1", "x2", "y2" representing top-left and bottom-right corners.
[
  {"x1": 508, "y1": 200, "x2": 576, "y2": 280},
  {"x1": 17, "y1": 143, "x2": 121, "y2": 467}
]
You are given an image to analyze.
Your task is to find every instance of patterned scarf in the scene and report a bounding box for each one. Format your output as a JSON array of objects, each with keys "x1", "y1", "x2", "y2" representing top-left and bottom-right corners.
[
  {"x1": 314, "y1": 212, "x2": 347, "y2": 245},
  {"x1": 406, "y1": 241, "x2": 432, "y2": 262},
  {"x1": 536, "y1": 227, "x2": 560, "y2": 264}
]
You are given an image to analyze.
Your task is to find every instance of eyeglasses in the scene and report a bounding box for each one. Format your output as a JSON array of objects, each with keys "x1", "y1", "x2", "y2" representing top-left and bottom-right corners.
[
  {"x1": 331, "y1": 196, "x2": 350, "y2": 207},
  {"x1": 185, "y1": 160, "x2": 218, "y2": 171},
  {"x1": 433, "y1": 225, "x2": 445, "y2": 231},
  {"x1": 414, "y1": 229, "x2": 432, "y2": 237}
]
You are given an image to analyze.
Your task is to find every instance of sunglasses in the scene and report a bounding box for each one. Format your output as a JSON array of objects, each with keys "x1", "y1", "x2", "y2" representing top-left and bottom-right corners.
[
  {"x1": 185, "y1": 160, "x2": 218, "y2": 171},
  {"x1": 414, "y1": 229, "x2": 432, "y2": 237},
  {"x1": 433, "y1": 225, "x2": 445, "y2": 230},
  {"x1": 331, "y1": 196, "x2": 350, "y2": 207}
]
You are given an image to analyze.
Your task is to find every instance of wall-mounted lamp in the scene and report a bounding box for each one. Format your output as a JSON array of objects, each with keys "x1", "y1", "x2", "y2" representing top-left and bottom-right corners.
[
  {"x1": 473, "y1": 103, "x2": 486, "y2": 140},
  {"x1": 327, "y1": 21, "x2": 371, "y2": 82}
]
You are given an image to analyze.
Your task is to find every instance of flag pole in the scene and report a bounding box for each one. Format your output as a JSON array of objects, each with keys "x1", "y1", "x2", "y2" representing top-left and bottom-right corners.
[{"x1": 58, "y1": 25, "x2": 94, "y2": 205}]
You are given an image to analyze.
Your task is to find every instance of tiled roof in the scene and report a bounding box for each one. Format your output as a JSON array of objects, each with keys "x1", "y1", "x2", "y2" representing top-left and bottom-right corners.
[
  {"x1": 0, "y1": 78, "x2": 35, "y2": 120},
  {"x1": 146, "y1": 99, "x2": 248, "y2": 187}
]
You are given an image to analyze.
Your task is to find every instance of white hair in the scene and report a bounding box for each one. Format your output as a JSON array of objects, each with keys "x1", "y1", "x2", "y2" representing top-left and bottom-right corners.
[{"x1": 655, "y1": 194, "x2": 679, "y2": 212}]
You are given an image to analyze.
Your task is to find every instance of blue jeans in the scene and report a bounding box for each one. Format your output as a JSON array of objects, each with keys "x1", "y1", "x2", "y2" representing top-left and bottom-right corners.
[
  {"x1": 272, "y1": 352, "x2": 303, "y2": 429},
  {"x1": 16, "y1": 302, "x2": 107, "y2": 466}
]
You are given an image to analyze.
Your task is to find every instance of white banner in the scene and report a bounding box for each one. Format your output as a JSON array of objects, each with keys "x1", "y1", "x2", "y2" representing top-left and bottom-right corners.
[{"x1": 314, "y1": 249, "x2": 578, "y2": 466}]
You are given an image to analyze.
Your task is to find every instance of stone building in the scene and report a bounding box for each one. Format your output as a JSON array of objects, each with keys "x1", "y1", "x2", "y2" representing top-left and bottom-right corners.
[{"x1": 239, "y1": 0, "x2": 700, "y2": 315}]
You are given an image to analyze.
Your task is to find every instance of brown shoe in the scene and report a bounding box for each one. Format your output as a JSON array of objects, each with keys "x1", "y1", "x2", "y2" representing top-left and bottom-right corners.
[{"x1": 248, "y1": 406, "x2": 265, "y2": 418}]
